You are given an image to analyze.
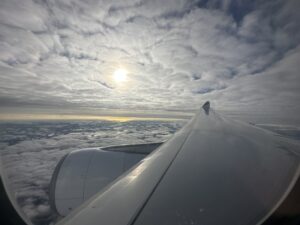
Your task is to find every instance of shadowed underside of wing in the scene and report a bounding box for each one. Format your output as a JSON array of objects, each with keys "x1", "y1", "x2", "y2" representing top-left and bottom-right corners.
[{"x1": 58, "y1": 103, "x2": 300, "y2": 225}]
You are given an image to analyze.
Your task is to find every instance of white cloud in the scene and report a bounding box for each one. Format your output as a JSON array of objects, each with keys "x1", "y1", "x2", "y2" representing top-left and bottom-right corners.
[
  {"x1": 208, "y1": 45, "x2": 300, "y2": 125},
  {"x1": 0, "y1": 120, "x2": 185, "y2": 225},
  {"x1": 0, "y1": 0, "x2": 299, "y2": 123}
]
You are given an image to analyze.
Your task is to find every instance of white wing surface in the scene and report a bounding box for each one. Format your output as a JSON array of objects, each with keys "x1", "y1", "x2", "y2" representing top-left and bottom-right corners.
[{"x1": 57, "y1": 103, "x2": 300, "y2": 225}]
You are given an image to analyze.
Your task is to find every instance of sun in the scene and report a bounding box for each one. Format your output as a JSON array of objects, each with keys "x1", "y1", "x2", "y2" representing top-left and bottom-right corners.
[{"x1": 113, "y1": 68, "x2": 128, "y2": 82}]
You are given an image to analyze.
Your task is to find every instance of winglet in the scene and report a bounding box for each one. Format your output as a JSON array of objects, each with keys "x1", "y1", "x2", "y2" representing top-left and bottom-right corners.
[{"x1": 202, "y1": 101, "x2": 210, "y2": 114}]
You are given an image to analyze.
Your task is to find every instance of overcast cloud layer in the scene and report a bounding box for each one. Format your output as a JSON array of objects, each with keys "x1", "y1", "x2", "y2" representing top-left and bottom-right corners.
[
  {"x1": 0, "y1": 120, "x2": 184, "y2": 225},
  {"x1": 0, "y1": 0, "x2": 299, "y2": 123},
  {"x1": 1, "y1": 120, "x2": 299, "y2": 225}
]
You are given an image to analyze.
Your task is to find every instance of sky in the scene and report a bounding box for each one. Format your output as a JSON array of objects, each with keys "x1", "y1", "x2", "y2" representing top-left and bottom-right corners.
[{"x1": 0, "y1": 0, "x2": 299, "y2": 124}]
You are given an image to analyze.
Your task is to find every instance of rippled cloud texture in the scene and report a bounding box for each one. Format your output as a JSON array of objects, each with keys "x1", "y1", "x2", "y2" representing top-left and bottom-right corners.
[
  {"x1": 1, "y1": 120, "x2": 299, "y2": 225},
  {"x1": 0, "y1": 0, "x2": 299, "y2": 122}
]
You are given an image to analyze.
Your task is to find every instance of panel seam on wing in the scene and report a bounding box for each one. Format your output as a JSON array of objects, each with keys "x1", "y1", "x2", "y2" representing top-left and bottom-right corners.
[
  {"x1": 82, "y1": 151, "x2": 96, "y2": 201},
  {"x1": 127, "y1": 114, "x2": 198, "y2": 225}
]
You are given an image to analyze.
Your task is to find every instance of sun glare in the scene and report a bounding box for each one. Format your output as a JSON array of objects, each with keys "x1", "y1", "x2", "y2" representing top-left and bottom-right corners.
[{"x1": 113, "y1": 68, "x2": 128, "y2": 82}]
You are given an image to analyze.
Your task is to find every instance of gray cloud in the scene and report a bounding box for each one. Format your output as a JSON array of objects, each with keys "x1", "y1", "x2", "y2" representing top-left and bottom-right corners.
[
  {"x1": 1, "y1": 119, "x2": 299, "y2": 225},
  {"x1": 0, "y1": 120, "x2": 185, "y2": 225},
  {"x1": 0, "y1": 0, "x2": 299, "y2": 123}
]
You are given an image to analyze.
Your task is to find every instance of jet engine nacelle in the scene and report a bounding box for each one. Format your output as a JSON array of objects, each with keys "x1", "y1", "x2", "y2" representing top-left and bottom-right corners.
[{"x1": 49, "y1": 148, "x2": 146, "y2": 217}]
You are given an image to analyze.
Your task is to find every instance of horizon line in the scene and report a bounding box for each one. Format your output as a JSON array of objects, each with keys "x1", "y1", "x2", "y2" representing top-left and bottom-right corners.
[{"x1": 0, "y1": 113, "x2": 190, "y2": 122}]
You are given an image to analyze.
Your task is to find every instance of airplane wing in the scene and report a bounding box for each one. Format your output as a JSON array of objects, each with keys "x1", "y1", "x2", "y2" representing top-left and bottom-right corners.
[
  {"x1": 1, "y1": 102, "x2": 299, "y2": 225},
  {"x1": 53, "y1": 102, "x2": 300, "y2": 225}
]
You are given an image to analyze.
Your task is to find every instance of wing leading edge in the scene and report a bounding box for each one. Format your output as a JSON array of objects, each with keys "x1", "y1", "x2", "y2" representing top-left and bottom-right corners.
[{"x1": 58, "y1": 102, "x2": 300, "y2": 225}]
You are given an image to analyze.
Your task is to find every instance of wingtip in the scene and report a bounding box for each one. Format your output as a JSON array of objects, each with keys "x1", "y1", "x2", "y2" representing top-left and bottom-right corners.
[{"x1": 202, "y1": 101, "x2": 210, "y2": 114}]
